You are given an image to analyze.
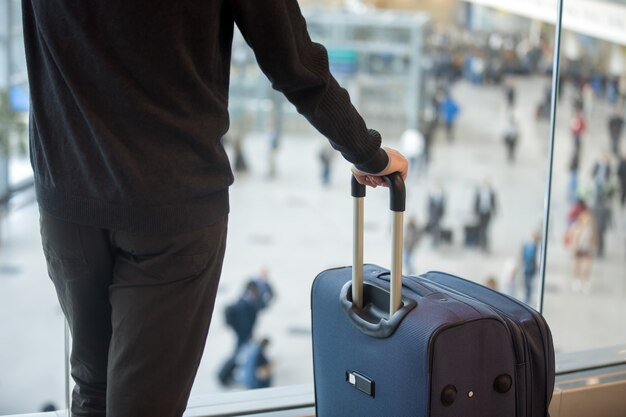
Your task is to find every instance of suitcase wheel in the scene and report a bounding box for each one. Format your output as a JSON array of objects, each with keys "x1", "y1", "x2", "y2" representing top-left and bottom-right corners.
[
  {"x1": 494, "y1": 374, "x2": 513, "y2": 394},
  {"x1": 440, "y1": 385, "x2": 458, "y2": 406}
]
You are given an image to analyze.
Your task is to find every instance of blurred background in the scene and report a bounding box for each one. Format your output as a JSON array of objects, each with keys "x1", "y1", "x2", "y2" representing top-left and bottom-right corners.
[{"x1": 1, "y1": 0, "x2": 625, "y2": 413}]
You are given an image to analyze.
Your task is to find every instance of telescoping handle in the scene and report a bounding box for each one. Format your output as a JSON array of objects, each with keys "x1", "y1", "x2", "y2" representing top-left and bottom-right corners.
[{"x1": 351, "y1": 172, "x2": 406, "y2": 317}]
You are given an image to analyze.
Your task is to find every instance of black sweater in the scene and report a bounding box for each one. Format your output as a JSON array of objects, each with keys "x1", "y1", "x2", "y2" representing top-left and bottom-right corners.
[{"x1": 22, "y1": 0, "x2": 388, "y2": 234}]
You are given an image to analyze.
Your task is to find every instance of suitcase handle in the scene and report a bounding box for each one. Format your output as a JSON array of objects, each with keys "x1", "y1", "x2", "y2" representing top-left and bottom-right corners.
[{"x1": 351, "y1": 173, "x2": 405, "y2": 316}]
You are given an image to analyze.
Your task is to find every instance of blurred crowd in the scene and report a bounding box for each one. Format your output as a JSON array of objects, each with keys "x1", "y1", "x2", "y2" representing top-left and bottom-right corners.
[{"x1": 222, "y1": 26, "x2": 626, "y2": 311}]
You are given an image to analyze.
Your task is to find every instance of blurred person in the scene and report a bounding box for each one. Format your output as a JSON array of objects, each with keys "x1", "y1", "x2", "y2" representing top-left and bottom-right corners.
[
  {"x1": 231, "y1": 132, "x2": 249, "y2": 174},
  {"x1": 219, "y1": 280, "x2": 263, "y2": 386},
  {"x1": 569, "y1": 210, "x2": 597, "y2": 292},
  {"x1": 23, "y1": 2, "x2": 409, "y2": 415},
  {"x1": 607, "y1": 76, "x2": 619, "y2": 105},
  {"x1": 267, "y1": 92, "x2": 284, "y2": 180},
  {"x1": 429, "y1": 93, "x2": 442, "y2": 127},
  {"x1": 608, "y1": 106, "x2": 624, "y2": 156},
  {"x1": 474, "y1": 179, "x2": 498, "y2": 253},
  {"x1": 536, "y1": 84, "x2": 551, "y2": 121},
  {"x1": 581, "y1": 81, "x2": 595, "y2": 119},
  {"x1": 401, "y1": 128, "x2": 425, "y2": 178},
  {"x1": 250, "y1": 267, "x2": 275, "y2": 310},
  {"x1": 266, "y1": 127, "x2": 280, "y2": 180},
  {"x1": 427, "y1": 183, "x2": 446, "y2": 248},
  {"x1": 500, "y1": 257, "x2": 519, "y2": 297},
  {"x1": 403, "y1": 215, "x2": 421, "y2": 275},
  {"x1": 504, "y1": 79, "x2": 516, "y2": 110},
  {"x1": 463, "y1": 52, "x2": 473, "y2": 82},
  {"x1": 567, "y1": 152, "x2": 580, "y2": 204},
  {"x1": 589, "y1": 73, "x2": 604, "y2": 97},
  {"x1": 572, "y1": 89, "x2": 584, "y2": 113},
  {"x1": 319, "y1": 144, "x2": 334, "y2": 187},
  {"x1": 591, "y1": 153, "x2": 612, "y2": 196},
  {"x1": 485, "y1": 57, "x2": 503, "y2": 85},
  {"x1": 618, "y1": 152, "x2": 626, "y2": 208},
  {"x1": 421, "y1": 108, "x2": 437, "y2": 165},
  {"x1": 484, "y1": 276, "x2": 498, "y2": 291},
  {"x1": 591, "y1": 186, "x2": 612, "y2": 259},
  {"x1": 521, "y1": 231, "x2": 541, "y2": 305},
  {"x1": 469, "y1": 54, "x2": 486, "y2": 85},
  {"x1": 570, "y1": 101, "x2": 586, "y2": 157},
  {"x1": 567, "y1": 198, "x2": 587, "y2": 226},
  {"x1": 616, "y1": 74, "x2": 626, "y2": 105},
  {"x1": 239, "y1": 338, "x2": 272, "y2": 389},
  {"x1": 439, "y1": 92, "x2": 460, "y2": 142},
  {"x1": 503, "y1": 114, "x2": 519, "y2": 163}
]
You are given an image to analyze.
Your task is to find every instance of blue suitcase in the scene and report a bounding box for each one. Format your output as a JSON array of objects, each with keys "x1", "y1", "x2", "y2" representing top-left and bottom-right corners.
[{"x1": 311, "y1": 174, "x2": 555, "y2": 417}]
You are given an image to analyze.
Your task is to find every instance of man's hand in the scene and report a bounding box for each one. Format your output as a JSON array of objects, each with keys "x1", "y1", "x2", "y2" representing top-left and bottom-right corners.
[{"x1": 351, "y1": 147, "x2": 408, "y2": 188}]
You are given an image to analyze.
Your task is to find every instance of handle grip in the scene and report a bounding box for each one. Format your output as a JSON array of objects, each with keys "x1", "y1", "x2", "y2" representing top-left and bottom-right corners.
[
  {"x1": 350, "y1": 172, "x2": 406, "y2": 212},
  {"x1": 351, "y1": 173, "x2": 405, "y2": 316}
]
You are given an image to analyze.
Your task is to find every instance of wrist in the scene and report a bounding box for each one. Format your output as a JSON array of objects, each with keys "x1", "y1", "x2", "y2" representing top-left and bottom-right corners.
[{"x1": 354, "y1": 147, "x2": 389, "y2": 174}]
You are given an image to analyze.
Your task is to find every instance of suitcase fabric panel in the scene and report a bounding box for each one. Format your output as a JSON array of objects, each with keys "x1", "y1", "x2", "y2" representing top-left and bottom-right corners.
[
  {"x1": 430, "y1": 319, "x2": 517, "y2": 417},
  {"x1": 312, "y1": 267, "x2": 430, "y2": 417},
  {"x1": 422, "y1": 271, "x2": 555, "y2": 416}
]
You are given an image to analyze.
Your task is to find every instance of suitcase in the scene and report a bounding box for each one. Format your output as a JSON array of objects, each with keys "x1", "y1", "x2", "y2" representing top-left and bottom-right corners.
[
  {"x1": 439, "y1": 227, "x2": 453, "y2": 244},
  {"x1": 464, "y1": 222, "x2": 480, "y2": 247},
  {"x1": 311, "y1": 174, "x2": 555, "y2": 417}
]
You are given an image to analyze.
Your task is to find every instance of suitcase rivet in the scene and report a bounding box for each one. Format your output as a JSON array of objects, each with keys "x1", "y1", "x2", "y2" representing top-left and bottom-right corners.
[{"x1": 468, "y1": 390, "x2": 474, "y2": 398}]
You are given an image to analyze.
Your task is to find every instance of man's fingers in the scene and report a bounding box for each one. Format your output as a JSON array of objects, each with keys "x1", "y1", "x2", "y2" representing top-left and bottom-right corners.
[
  {"x1": 351, "y1": 146, "x2": 408, "y2": 188},
  {"x1": 368, "y1": 176, "x2": 385, "y2": 187},
  {"x1": 352, "y1": 174, "x2": 387, "y2": 188}
]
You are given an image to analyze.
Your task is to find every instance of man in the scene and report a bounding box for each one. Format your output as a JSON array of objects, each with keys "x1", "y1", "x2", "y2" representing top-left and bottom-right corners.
[
  {"x1": 249, "y1": 267, "x2": 275, "y2": 310},
  {"x1": 591, "y1": 153, "x2": 612, "y2": 194},
  {"x1": 570, "y1": 102, "x2": 586, "y2": 157},
  {"x1": 439, "y1": 92, "x2": 460, "y2": 142},
  {"x1": 474, "y1": 179, "x2": 497, "y2": 253},
  {"x1": 218, "y1": 281, "x2": 263, "y2": 386},
  {"x1": 504, "y1": 79, "x2": 516, "y2": 111},
  {"x1": 22, "y1": 1, "x2": 408, "y2": 416},
  {"x1": 618, "y1": 152, "x2": 626, "y2": 208},
  {"x1": 503, "y1": 114, "x2": 519, "y2": 163},
  {"x1": 521, "y1": 231, "x2": 541, "y2": 305},
  {"x1": 403, "y1": 215, "x2": 421, "y2": 275},
  {"x1": 427, "y1": 183, "x2": 446, "y2": 247},
  {"x1": 608, "y1": 107, "x2": 624, "y2": 156}
]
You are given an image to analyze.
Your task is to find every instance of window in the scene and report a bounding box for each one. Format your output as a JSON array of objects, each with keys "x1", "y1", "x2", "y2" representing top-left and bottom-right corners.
[{"x1": 1, "y1": 0, "x2": 625, "y2": 415}]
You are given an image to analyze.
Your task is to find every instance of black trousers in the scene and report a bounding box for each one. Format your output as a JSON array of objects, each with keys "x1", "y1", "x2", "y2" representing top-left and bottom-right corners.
[{"x1": 39, "y1": 211, "x2": 228, "y2": 417}]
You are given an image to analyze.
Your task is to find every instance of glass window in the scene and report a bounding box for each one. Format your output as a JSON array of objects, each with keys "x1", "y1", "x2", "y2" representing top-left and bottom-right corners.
[
  {"x1": 542, "y1": 0, "x2": 626, "y2": 356},
  {"x1": 1, "y1": 0, "x2": 625, "y2": 415},
  {"x1": 1, "y1": 1, "x2": 64, "y2": 415}
]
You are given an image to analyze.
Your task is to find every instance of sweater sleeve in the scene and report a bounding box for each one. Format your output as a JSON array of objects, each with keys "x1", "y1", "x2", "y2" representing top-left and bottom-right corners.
[{"x1": 229, "y1": 0, "x2": 388, "y2": 174}]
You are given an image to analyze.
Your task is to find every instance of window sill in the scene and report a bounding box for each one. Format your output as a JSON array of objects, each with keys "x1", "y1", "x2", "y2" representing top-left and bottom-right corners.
[
  {"x1": 185, "y1": 384, "x2": 314, "y2": 417},
  {"x1": 8, "y1": 346, "x2": 626, "y2": 417}
]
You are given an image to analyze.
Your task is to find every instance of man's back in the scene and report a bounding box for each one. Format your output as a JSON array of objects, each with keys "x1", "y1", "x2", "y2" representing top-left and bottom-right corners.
[{"x1": 23, "y1": 1, "x2": 234, "y2": 233}]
